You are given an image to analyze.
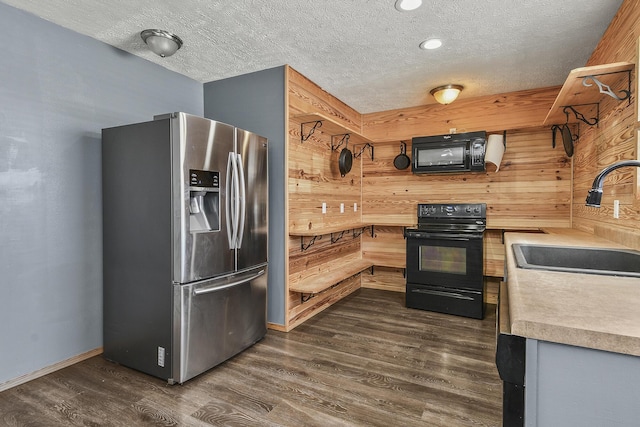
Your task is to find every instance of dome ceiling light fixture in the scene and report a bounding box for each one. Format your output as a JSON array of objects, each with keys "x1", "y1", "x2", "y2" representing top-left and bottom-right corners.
[
  {"x1": 430, "y1": 84, "x2": 464, "y2": 105},
  {"x1": 419, "y1": 38, "x2": 442, "y2": 50},
  {"x1": 140, "y1": 29, "x2": 183, "y2": 58},
  {"x1": 394, "y1": 0, "x2": 423, "y2": 12}
]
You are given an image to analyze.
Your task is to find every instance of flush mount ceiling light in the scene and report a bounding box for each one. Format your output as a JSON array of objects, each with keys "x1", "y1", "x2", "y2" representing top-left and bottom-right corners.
[
  {"x1": 140, "y1": 29, "x2": 183, "y2": 58},
  {"x1": 430, "y1": 84, "x2": 464, "y2": 105},
  {"x1": 420, "y1": 38, "x2": 442, "y2": 50},
  {"x1": 395, "y1": 0, "x2": 422, "y2": 12}
]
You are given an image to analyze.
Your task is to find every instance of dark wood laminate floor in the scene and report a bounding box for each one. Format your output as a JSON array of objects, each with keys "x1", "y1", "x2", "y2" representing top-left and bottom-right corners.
[{"x1": 0, "y1": 289, "x2": 502, "y2": 426}]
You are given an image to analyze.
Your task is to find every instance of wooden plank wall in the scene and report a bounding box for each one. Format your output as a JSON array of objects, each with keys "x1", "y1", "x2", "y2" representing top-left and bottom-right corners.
[
  {"x1": 359, "y1": 129, "x2": 570, "y2": 292},
  {"x1": 286, "y1": 67, "x2": 366, "y2": 329},
  {"x1": 572, "y1": 0, "x2": 640, "y2": 250},
  {"x1": 285, "y1": 66, "x2": 576, "y2": 329},
  {"x1": 362, "y1": 86, "x2": 560, "y2": 140},
  {"x1": 360, "y1": 129, "x2": 572, "y2": 228}
]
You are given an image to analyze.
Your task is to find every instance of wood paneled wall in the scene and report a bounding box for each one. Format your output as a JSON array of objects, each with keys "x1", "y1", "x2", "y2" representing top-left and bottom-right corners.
[
  {"x1": 285, "y1": 67, "x2": 575, "y2": 330},
  {"x1": 362, "y1": 86, "x2": 560, "y2": 141},
  {"x1": 361, "y1": 128, "x2": 572, "y2": 229},
  {"x1": 286, "y1": 67, "x2": 365, "y2": 329},
  {"x1": 572, "y1": 0, "x2": 640, "y2": 250}
]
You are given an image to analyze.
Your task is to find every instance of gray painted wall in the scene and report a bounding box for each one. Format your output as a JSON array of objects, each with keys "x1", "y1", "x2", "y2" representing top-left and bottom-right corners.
[
  {"x1": 0, "y1": 3, "x2": 203, "y2": 386},
  {"x1": 203, "y1": 67, "x2": 286, "y2": 326}
]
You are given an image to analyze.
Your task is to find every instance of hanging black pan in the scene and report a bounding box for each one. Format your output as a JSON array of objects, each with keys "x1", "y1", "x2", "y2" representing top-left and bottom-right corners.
[
  {"x1": 561, "y1": 124, "x2": 574, "y2": 157},
  {"x1": 394, "y1": 142, "x2": 411, "y2": 170},
  {"x1": 338, "y1": 140, "x2": 353, "y2": 177},
  {"x1": 551, "y1": 124, "x2": 574, "y2": 157}
]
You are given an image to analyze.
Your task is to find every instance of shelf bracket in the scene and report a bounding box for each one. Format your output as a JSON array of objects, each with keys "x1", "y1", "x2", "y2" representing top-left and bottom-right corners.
[
  {"x1": 582, "y1": 72, "x2": 631, "y2": 102},
  {"x1": 366, "y1": 225, "x2": 375, "y2": 238},
  {"x1": 330, "y1": 230, "x2": 348, "y2": 244},
  {"x1": 331, "y1": 133, "x2": 350, "y2": 151},
  {"x1": 300, "y1": 120, "x2": 322, "y2": 143},
  {"x1": 353, "y1": 143, "x2": 374, "y2": 160},
  {"x1": 301, "y1": 293, "x2": 315, "y2": 303},
  {"x1": 352, "y1": 226, "x2": 366, "y2": 238},
  {"x1": 562, "y1": 104, "x2": 599, "y2": 127},
  {"x1": 300, "y1": 234, "x2": 322, "y2": 251}
]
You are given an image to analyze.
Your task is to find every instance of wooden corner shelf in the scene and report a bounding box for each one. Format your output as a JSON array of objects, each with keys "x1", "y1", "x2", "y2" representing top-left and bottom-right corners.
[
  {"x1": 289, "y1": 223, "x2": 371, "y2": 237},
  {"x1": 543, "y1": 62, "x2": 634, "y2": 126},
  {"x1": 293, "y1": 113, "x2": 373, "y2": 146},
  {"x1": 289, "y1": 259, "x2": 373, "y2": 294}
]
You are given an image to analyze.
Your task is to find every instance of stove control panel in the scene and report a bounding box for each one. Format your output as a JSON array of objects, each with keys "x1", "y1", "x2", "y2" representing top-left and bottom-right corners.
[{"x1": 417, "y1": 203, "x2": 486, "y2": 219}]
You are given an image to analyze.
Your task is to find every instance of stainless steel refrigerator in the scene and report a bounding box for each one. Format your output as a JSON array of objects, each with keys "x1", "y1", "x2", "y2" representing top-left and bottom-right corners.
[{"x1": 102, "y1": 112, "x2": 268, "y2": 384}]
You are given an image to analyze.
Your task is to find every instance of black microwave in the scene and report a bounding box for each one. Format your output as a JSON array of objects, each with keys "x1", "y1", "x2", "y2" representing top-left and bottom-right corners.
[{"x1": 411, "y1": 131, "x2": 486, "y2": 174}]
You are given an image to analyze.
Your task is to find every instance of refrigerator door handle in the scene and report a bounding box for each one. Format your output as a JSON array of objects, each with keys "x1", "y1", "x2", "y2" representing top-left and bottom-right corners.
[
  {"x1": 231, "y1": 153, "x2": 241, "y2": 248},
  {"x1": 192, "y1": 269, "x2": 265, "y2": 296},
  {"x1": 236, "y1": 153, "x2": 246, "y2": 248},
  {"x1": 225, "y1": 152, "x2": 235, "y2": 249}
]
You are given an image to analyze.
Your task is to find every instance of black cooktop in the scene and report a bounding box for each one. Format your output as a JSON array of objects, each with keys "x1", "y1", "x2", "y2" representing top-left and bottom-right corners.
[{"x1": 405, "y1": 203, "x2": 487, "y2": 236}]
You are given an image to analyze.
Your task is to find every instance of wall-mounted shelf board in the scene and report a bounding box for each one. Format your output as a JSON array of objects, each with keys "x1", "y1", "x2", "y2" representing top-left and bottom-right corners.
[
  {"x1": 289, "y1": 259, "x2": 373, "y2": 294},
  {"x1": 543, "y1": 62, "x2": 634, "y2": 126},
  {"x1": 294, "y1": 113, "x2": 373, "y2": 145},
  {"x1": 289, "y1": 223, "x2": 371, "y2": 236}
]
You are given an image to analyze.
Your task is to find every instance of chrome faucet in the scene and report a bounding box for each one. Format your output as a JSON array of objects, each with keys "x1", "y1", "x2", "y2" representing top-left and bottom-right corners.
[{"x1": 585, "y1": 160, "x2": 640, "y2": 207}]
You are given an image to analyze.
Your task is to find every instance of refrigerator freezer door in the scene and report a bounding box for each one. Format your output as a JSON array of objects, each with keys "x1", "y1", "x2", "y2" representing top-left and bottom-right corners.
[
  {"x1": 173, "y1": 265, "x2": 267, "y2": 383},
  {"x1": 173, "y1": 113, "x2": 235, "y2": 283},
  {"x1": 235, "y1": 128, "x2": 268, "y2": 271}
]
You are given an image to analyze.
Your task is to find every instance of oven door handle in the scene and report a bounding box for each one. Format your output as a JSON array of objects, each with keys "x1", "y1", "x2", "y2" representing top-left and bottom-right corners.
[
  {"x1": 413, "y1": 234, "x2": 474, "y2": 240},
  {"x1": 410, "y1": 288, "x2": 475, "y2": 300}
]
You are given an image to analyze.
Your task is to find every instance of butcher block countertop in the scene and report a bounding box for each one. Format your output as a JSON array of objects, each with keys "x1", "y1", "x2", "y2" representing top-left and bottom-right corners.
[{"x1": 504, "y1": 229, "x2": 640, "y2": 356}]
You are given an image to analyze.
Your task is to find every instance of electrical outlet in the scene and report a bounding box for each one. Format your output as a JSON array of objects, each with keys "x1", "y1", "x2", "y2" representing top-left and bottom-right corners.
[
  {"x1": 340, "y1": 203, "x2": 344, "y2": 213},
  {"x1": 614, "y1": 200, "x2": 620, "y2": 219},
  {"x1": 449, "y1": 128, "x2": 457, "y2": 134},
  {"x1": 354, "y1": 202, "x2": 358, "y2": 212},
  {"x1": 322, "y1": 202, "x2": 327, "y2": 214}
]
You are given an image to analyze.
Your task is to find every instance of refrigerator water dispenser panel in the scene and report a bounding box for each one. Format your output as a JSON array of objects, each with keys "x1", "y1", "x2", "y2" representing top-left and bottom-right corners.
[{"x1": 188, "y1": 169, "x2": 220, "y2": 233}]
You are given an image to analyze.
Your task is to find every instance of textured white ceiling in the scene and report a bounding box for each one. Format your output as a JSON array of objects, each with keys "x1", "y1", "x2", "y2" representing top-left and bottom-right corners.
[{"x1": 2, "y1": 0, "x2": 624, "y2": 113}]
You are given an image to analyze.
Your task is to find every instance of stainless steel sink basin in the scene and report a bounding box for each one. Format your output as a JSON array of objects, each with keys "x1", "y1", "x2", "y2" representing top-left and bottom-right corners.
[{"x1": 512, "y1": 244, "x2": 640, "y2": 278}]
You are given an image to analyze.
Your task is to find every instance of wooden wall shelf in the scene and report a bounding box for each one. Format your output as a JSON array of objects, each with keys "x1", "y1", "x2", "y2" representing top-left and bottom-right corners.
[
  {"x1": 543, "y1": 62, "x2": 634, "y2": 126},
  {"x1": 292, "y1": 224, "x2": 372, "y2": 251},
  {"x1": 289, "y1": 259, "x2": 373, "y2": 294},
  {"x1": 294, "y1": 113, "x2": 373, "y2": 146},
  {"x1": 290, "y1": 223, "x2": 371, "y2": 237}
]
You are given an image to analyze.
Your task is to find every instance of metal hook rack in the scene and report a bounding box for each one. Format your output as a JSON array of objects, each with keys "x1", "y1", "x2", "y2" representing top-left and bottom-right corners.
[
  {"x1": 300, "y1": 234, "x2": 322, "y2": 251},
  {"x1": 300, "y1": 120, "x2": 322, "y2": 143},
  {"x1": 331, "y1": 133, "x2": 350, "y2": 151},
  {"x1": 562, "y1": 104, "x2": 599, "y2": 127},
  {"x1": 353, "y1": 143, "x2": 374, "y2": 160}
]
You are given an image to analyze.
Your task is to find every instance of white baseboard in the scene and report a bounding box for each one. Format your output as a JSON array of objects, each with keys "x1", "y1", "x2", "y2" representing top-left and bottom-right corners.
[{"x1": 0, "y1": 347, "x2": 103, "y2": 393}]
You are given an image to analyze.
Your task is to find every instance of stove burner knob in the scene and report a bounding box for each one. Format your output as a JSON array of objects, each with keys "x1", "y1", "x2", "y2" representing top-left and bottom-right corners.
[{"x1": 474, "y1": 207, "x2": 481, "y2": 213}]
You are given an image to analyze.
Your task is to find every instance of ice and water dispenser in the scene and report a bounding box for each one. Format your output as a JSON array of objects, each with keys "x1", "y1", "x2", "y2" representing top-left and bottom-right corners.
[{"x1": 188, "y1": 169, "x2": 220, "y2": 233}]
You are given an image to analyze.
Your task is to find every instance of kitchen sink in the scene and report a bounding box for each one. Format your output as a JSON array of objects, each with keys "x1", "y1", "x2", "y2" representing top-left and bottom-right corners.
[{"x1": 512, "y1": 244, "x2": 640, "y2": 278}]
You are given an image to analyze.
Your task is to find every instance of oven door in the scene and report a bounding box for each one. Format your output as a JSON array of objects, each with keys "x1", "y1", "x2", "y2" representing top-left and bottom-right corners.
[{"x1": 405, "y1": 231, "x2": 484, "y2": 289}]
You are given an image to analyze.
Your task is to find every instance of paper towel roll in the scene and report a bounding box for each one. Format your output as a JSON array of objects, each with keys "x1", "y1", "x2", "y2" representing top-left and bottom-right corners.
[{"x1": 485, "y1": 134, "x2": 505, "y2": 172}]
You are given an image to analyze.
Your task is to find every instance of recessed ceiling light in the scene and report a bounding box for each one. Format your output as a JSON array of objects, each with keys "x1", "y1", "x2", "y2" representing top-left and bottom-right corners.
[
  {"x1": 420, "y1": 39, "x2": 442, "y2": 50},
  {"x1": 395, "y1": 0, "x2": 422, "y2": 12}
]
